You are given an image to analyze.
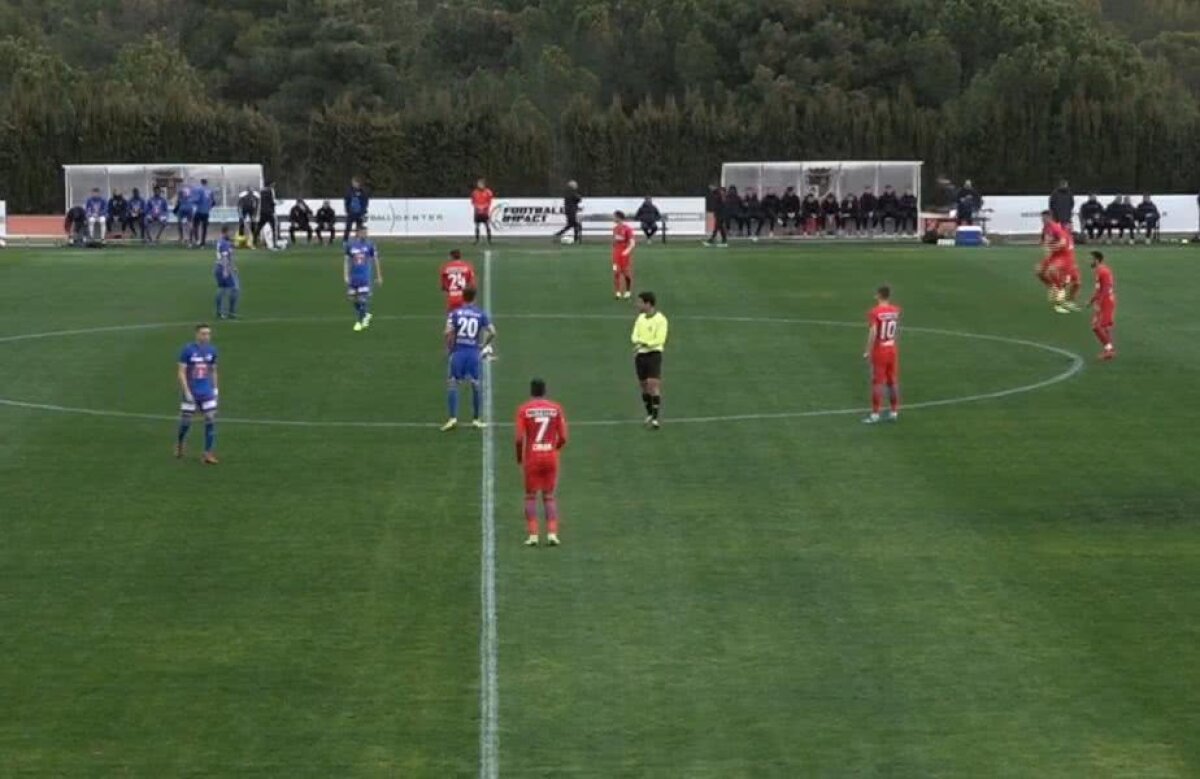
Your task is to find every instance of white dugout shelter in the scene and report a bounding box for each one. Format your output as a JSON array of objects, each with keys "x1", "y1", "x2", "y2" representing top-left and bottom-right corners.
[
  {"x1": 63, "y1": 164, "x2": 263, "y2": 221},
  {"x1": 722, "y1": 161, "x2": 922, "y2": 203}
]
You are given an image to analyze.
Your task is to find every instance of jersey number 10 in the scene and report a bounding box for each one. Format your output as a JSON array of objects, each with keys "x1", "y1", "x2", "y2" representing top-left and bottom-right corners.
[{"x1": 878, "y1": 319, "x2": 898, "y2": 344}]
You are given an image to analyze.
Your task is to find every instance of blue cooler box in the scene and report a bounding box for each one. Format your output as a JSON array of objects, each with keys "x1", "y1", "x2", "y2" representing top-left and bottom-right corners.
[{"x1": 955, "y1": 226, "x2": 984, "y2": 246}]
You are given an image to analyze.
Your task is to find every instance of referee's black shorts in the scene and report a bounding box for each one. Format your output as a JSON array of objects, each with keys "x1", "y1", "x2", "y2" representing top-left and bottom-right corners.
[{"x1": 635, "y1": 351, "x2": 663, "y2": 381}]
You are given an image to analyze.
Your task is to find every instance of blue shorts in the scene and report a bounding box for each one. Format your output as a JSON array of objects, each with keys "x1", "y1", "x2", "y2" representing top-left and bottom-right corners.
[
  {"x1": 215, "y1": 273, "x2": 239, "y2": 289},
  {"x1": 449, "y1": 350, "x2": 482, "y2": 382},
  {"x1": 181, "y1": 392, "x2": 218, "y2": 414}
]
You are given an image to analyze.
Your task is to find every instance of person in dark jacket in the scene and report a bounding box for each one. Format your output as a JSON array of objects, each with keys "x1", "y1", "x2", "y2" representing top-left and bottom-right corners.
[
  {"x1": 725, "y1": 186, "x2": 745, "y2": 236},
  {"x1": 744, "y1": 190, "x2": 764, "y2": 237},
  {"x1": 955, "y1": 179, "x2": 981, "y2": 225},
  {"x1": 238, "y1": 189, "x2": 259, "y2": 238},
  {"x1": 704, "y1": 186, "x2": 728, "y2": 246},
  {"x1": 553, "y1": 180, "x2": 583, "y2": 242},
  {"x1": 635, "y1": 197, "x2": 661, "y2": 239},
  {"x1": 899, "y1": 189, "x2": 919, "y2": 234},
  {"x1": 800, "y1": 189, "x2": 820, "y2": 235},
  {"x1": 781, "y1": 186, "x2": 801, "y2": 232},
  {"x1": 1134, "y1": 195, "x2": 1160, "y2": 243},
  {"x1": 1104, "y1": 195, "x2": 1130, "y2": 243},
  {"x1": 760, "y1": 188, "x2": 780, "y2": 237},
  {"x1": 859, "y1": 186, "x2": 878, "y2": 234},
  {"x1": 343, "y1": 176, "x2": 369, "y2": 241},
  {"x1": 315, "y1": 200, "x2": 337, "y2": 244},
  {"x1": 704, "y1": 184, "x2": 722, "y2": 236},
  {"x1": 256, "y1": 183, "x2": 278, "y2": 246},
  {"x1": 1049, "y1": 179, "x2": 1074, "y2": 229},
  {"x1": 877, "y1": 185, "x2": 900, "y2": 234},
  {"x1": 106, "y1": 190, "x2": 128, "y2": 236},
  {"x1": 289, "y1": 198, "x2": 314, "y2": 244},
  {"x1": 839, "y1": 192, "x2": 859, "y2": 234},
  {"x1": 125, "y1": 188, "x2": 145, "y2": 239},
  {"x1": 820, "y1": 192, "x2": 839, "y2": 235},
  {"x1": 64, "y1": 205, "x2": 88, "y2": 246},
  {"x1": 1079, "y1": 194, "x2": 1104, "y2": 242}
]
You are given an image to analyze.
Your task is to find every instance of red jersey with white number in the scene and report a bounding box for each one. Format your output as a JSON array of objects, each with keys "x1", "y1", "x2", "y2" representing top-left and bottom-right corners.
[
  {"x1": 440, "y1": 259, "x2": 476, "y2": 307},
  {"x1": 612, "y1": 222, "x2": 635, "y2": 261},
  {"x1": 1045, "y1": 222, "x2": 1076, "y2": 265},
  {"x1": 515, "y1": 399, "x2": 568, "y2": 466},
  {"x1": 471, "y1": 187, "x2": 494, "y2": 215},
  {"x1": 867, "y1": 303, "x2": 902, "y2": 355}
]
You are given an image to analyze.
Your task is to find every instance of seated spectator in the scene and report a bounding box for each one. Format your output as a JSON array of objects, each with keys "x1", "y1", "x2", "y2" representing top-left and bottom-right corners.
[
  {"x1": 780, "y1": 186, "x2": 800, "y2": 233},
  {"x1": 315, "y1": 200, "x2": 337, "y2": 244},
  {"x1": 877, "y1": 185, "x2": 900, "y2": 234},
  {"x1": 635, "y1": 197, "x2": 662, "y2": 239},
  {"x1": 760, "y1": 188, "x2": 780, "y2": 237},
  {"x1": 859, "y1": 186, "x2": 877, "y2": 234},
  {"x1": 289, "y1": 198, "x2": 314, "y2": 244},
  {"x1": 64, "y1": 204, "x2": 87, "y2": 246},
  {"x1": 743, "y1": 190, "x2": 763, "y2": 238},
  {"x1": 899, "y1": 189, "x2": 919, "y2": 235},
  {"x1": 800, "y1": 189, "x2": 821, "y2": 235},
  {"x1": 820, "y1": 192, "x2": 839, "y2": 234},
  {"x1": 145, "y1": 186, "x2": 170, "y2": 243},
  {"x1": 106, "y1": 190, "x2": 128, "y2": 236},
  {"x1": 1079, "y1": 194, "x2": 1104, "y2": 242},
  {"x1": 125, "y1": 188, "x2": 145, "y2": 239},
  {"x1": 1134, "y1": 195, "x2": 1159, "y2": 243},
  {"x1": 84, "y1": 188, "x2": 107, "y2": 241},
  {"x1": 839, "y1": 192, "x2": 859, "y2": 234}
]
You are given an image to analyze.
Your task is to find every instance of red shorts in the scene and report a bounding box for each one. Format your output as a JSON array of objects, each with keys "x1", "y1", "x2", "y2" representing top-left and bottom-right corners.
[
  {"x1": 1056, "y1": 260, "x2": 1079, "y2": 286},
  {"x1": 612, "y1": 254, "x2": 632, "y2": 272},
  {"x1": 871, "y1": 350, "x2": 899, "y2": 385},
  {"x1": 1093, "y1": 300, "x2": 1116, "y2": 328},
  {"x1": 523, "y1": 459, "x2": 559, "y2": 494}
]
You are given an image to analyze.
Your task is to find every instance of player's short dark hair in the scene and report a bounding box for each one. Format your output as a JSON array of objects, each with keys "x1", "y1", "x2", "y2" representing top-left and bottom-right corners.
[
  {"x1": 877, "y1": 285, "x2": 891, "y2": 300},
  {"x1": 614, "y1": 210, "x2": 625, "y2": 219},
  {"x1": 530, "y1": 378, "x2": 546, "y2": 397},
  {"x1": 1091, "y1": 250, "x2": 1104, "y2": 262},
  {"x1": 220, "y1": 224, "x2": 229, "y2": 234},
  {"x1": 463, "y1": 287, "x2": 477, "y2": 303},
  {"x1": 200, "y1": 178, "x2": 208, "y2": 185},
  {"x1": 1040, "y1": 209, "x2": 1052, "y2": 217},
  {"x1": 638, "y1": 291, "x2": 656, "y2": 306},
  {"x1": 196, "y1": 322, "x2": 210, "y2": 331},
  {"x1": 449, "y1": 249, "x2": 462, "y2": 260}
]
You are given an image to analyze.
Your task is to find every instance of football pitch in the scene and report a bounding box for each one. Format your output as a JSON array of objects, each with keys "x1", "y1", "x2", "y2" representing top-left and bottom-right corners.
[{"x1": 1, "y1": 238, "x2": 1198, "y2": 777}]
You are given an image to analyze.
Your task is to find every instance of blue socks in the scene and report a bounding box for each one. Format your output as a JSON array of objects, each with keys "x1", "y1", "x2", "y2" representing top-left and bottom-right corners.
[
  {"x1": 214, "y1": 289, "x2": 225, "y2": 317},
  {"x1": 228, "y1": 287, "x2": 239, "y2": 315},
  {"x1": 353, "y1": 299, "x2": 367, "y2": 321},
  {"x1": 447, "y1": 386, "x2": 459, "y2": 417},
  {"x1": 471, "y1": 383, "x2": 481, "y2": 419},
  {"x1": 204, "y1": 421, "x2": 215, "y2": 452},
  {"x1": 177, "y1": 419, "x2": 191, "y2": 443}
]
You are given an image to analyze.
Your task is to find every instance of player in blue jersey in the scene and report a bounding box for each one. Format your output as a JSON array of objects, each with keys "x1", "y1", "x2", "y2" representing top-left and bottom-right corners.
[
  {"x1": 442, "y1": 287, "x2": 496, "y2": 431},
  {"x1": 343, "y1": 226, "x2": 384, "y2": 331},
  {"x1": 214, "y1": 226, "x2": 240, "y2": 320},
  {"x1": 175, "y1": 184, "x2": 195, "y2": 246},
  {"x1": 175, "y1": 323, "x2": 220, "y2": 464}
]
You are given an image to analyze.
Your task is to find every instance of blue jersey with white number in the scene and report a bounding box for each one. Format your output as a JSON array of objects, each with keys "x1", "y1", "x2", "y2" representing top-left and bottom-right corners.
[
  {"x1": 346, "y1": 240, "x2": 376, "y2": 285},
  {"x1": 179, "y1": 342, "x2": 218, "y2": 397},
  {"x1": 448, "y1": 305, "x2": 491, "y2": 353}
]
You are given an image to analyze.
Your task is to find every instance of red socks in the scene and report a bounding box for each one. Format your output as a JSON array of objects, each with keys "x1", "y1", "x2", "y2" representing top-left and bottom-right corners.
[{"x1": 524, "y1": 496, "x2": 538, "y2": 535}]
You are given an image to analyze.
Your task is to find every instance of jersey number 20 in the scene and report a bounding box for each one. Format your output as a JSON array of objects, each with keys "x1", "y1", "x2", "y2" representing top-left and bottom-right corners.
[{"x1": 457, "y1": 317, "x2": 480, "y2": 339}]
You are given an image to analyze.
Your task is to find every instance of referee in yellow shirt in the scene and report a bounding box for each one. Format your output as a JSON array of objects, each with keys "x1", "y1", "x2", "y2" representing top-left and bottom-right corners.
[{"x1": 631, "y1": 291, "x2": 669, "y2": 429}]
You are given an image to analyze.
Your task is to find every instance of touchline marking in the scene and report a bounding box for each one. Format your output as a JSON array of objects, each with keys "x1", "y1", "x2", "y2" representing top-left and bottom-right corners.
[
  {"x1": 479, "y1": 250, "x2": 500, "y2": 779},
  {"x1": 0, "y1": 316, "x2": 1084, "y2": 428}
]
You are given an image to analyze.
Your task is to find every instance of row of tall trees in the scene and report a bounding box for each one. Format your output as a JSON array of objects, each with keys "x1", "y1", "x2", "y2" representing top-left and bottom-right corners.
[{"x1": 1, "y1": 0, "x2": 1198, "y2": 211}]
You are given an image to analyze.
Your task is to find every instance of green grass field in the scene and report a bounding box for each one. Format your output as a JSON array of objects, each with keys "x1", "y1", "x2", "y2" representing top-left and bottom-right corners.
[{"x1": 1, "y1": 237, "x2": 1198, "y2": 777}]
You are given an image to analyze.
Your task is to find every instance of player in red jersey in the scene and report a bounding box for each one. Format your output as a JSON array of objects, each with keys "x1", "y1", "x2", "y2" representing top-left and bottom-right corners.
[
  {"x1": 440, "y1": 249, "x2": 477, "y2": 311},
  {"x1": 470, "y1": 179, "x2": 494, "y2": 245},
  {"x1": 1088, "y1": 250, "x2": 1117, "y2": 360},
  {"x1": 612, "y1": 210, "x2": 636, "y2": 300},
  {"x1": 1038, "y1": 210, "x2": 1080, "y2": 313},
  {"x1": 515, "y1": 378, "x2": 569, "y2": 546},
  {"x1": 863, "y1": 285, "x2": 901, "y2": 424}
]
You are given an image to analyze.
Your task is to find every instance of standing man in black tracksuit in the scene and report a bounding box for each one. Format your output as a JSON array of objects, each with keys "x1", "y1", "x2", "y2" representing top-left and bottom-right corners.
[
  {"x1": 704, "y1": 186, "x2": 728, "y2": 246},
  {"x1": 238, "y1": 189, "x2": 259, "y2": 239},
  {"x1": 553, "y1": 180, "x2": 582, "y2": 243},
  {"x1": 256, "y1": 182, "x2": 277, "y2": 247},
  {"x1": 1049, "y1": 179, "x2": 1074, "y2": 231}
]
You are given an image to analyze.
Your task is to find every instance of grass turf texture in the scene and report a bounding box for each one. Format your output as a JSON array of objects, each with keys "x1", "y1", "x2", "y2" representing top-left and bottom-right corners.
[{"x1": 0, "y1": 239, "x2": 1198, "y2": 776}]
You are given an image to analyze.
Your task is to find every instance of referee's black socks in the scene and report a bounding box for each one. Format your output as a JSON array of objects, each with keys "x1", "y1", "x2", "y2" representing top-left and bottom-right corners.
[
  {"x1": 649, "y1": 395, "x2": 661, "y2": 420},
  {"x1": 642, "y1": 393, "x2": 653, "y2": 415}
]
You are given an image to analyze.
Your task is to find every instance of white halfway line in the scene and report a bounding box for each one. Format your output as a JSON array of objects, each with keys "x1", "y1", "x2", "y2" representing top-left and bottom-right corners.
[{"x1": 479, "y1": 249, "x2": 500, "y2": 779}]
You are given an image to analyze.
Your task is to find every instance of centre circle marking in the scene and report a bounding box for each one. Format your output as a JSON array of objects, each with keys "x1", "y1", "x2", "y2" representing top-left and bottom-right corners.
[{"x1": 0, "y1": 314, "x2": 1084, "y2": 428}]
